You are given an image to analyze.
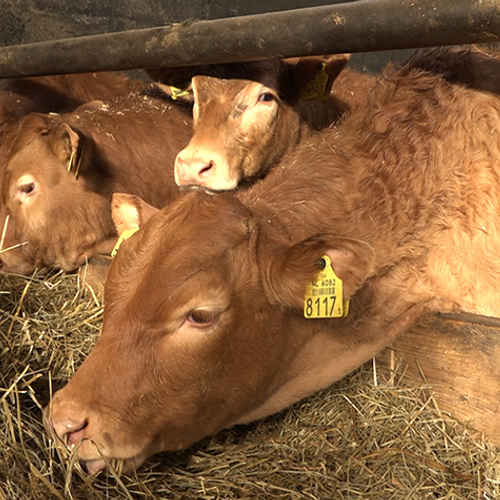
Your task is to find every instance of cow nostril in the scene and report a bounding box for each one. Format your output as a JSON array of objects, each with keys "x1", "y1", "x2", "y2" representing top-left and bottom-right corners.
[
  {"x1": 65, "y1": 420, "x2": 89, "y2": 449},
  {"x1": 80, "y1": 460, "x2": 91, "y2": 474},
  {"x1": 54, "y1": 416, "x2": 89, "y2": 449},
  {"x1": 198, "y1": 161, "x2": 214, "y2": 178}
]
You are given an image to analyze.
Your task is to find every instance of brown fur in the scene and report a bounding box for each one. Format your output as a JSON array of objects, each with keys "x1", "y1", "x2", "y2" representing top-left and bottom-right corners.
[
  {"x1": 48, "y1": 46, "x2": 500, "y2": 473},
  {"x1": 0, "y1": 92, "x2": 191, "y2": 274},
  {"x1": 173, "y1": 55, "x2": 362, "y2": 189},
  {"x1": 0, "y1": 72, "x2": 150, "y2": 142},
  {"x1": 0, "y1": 72, "x2": 157, "y2": 216}
]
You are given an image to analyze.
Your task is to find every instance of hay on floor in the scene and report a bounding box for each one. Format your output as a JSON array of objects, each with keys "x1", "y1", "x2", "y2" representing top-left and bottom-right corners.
[{"x1": 1, "y1": 271, "x2": 499, "y2": 500}]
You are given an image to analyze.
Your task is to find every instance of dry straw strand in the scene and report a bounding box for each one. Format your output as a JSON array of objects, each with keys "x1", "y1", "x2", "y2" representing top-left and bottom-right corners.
[{"x1": 1, "y1": 271, "x2": 500, "y2": 499}]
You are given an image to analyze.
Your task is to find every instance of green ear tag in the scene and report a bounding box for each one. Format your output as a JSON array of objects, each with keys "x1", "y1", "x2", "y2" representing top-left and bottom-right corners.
[
  {"x1": 304, "y1": 255, "x2": 349, "y2": 319},
  {"x1": 302, "y1": 63, "x2": 332, "y2": 101}
]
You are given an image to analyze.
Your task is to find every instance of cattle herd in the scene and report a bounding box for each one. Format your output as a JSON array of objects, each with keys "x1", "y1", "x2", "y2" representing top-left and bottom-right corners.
[{"x1": 1, "y1": 45, "x2": 500, "y2": 475}]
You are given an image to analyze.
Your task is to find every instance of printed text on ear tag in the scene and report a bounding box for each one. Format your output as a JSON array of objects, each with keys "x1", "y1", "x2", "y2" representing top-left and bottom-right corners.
[
  {"x1": 302, "y1": 63, "x2": 332, "y2": 101},
  {"x1": 304, "y1": 255, "x2": 349, "y2": 318}
]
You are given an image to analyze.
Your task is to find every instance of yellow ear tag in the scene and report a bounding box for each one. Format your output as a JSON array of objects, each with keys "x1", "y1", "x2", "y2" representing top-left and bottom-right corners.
[
  {"x1": 169, "y1": 85, "x2": 192, "y2": 100},
  {"x1": 67, "y1": 150, "x2": 74, "y2": 174},
  {"x1": 304, "y1": 255, "x2": 349, "y2": 319},
  {"x1": 67, "y1": 144, "x2": 84, "y2": 180},
  {"x1": 111, "y1": 228, "x2": 139, "y2": 258},
  {"x1": 302, "y1": 63, "x2": 332, "y2": 101}
]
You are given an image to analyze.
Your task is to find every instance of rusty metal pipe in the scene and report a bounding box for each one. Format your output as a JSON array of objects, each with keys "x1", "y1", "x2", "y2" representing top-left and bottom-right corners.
[{"x1": 0, "y1": 0, "x2": 499, "y2": 77}]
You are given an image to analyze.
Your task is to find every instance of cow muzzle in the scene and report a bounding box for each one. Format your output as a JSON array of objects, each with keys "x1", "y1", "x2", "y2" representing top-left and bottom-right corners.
[{"x1": 44, "y1": 393, "x2": 151, "y2": 475}]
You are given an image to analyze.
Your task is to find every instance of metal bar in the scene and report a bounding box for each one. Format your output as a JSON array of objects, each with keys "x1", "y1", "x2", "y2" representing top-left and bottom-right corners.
[{"x1": 0, "y1": 0, "x2": 499, "y2": 78}]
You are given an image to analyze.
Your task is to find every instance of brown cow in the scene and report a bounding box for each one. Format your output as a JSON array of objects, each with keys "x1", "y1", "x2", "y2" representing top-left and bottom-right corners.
[
  {"x1": 147, "y1": 55, "x2": 352, "y2": 109},
  {"x1": 47, "y1": 46, "x2": 500, "y2": 473},
  {"x1": 0, "y1": 59, "x2": 353, "y2": 276},
  {"x1": 0, "y1": 71, "x2": 150, "y2": 141},
  {"x1": 0, "y1": 72, "x2": 160, "y2": 275},
  {"x1": 172, "y1": 55, "x2": 372, "y2": 188},
  {"x1": 0, "y1": 91, "x2": 191, "y2": 274},
  {"x1": 0, "y1": 72, "x2": 156, "y2": 212}
]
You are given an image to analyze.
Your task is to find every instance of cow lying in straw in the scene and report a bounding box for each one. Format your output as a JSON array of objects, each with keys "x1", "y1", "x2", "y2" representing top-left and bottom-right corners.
[
  {"x1": 46, "y1": 46, "x2": 500, "y2": 473},
  {"x1": 0, "y1": 92, "x2": 191, "y2": 274},
  {"x1": 0, "y1": 57, "x2": 357, "y2": 277}
]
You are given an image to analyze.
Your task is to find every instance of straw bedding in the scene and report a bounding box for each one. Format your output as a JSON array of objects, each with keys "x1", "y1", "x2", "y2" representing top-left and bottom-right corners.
[{"x1": 1, "y1": 270, "x2": 499, "y2": 500}]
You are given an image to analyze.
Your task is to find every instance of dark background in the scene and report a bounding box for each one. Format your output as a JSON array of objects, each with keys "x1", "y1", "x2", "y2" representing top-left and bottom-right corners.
[{"x1": 0, "y1": 0, "x2": 413, "y2": 74}]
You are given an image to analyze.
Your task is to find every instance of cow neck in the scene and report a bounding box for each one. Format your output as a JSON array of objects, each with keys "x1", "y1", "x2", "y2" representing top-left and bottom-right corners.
[{"x1": 238, "y1": 132, "x2": 403, "y2": 273}]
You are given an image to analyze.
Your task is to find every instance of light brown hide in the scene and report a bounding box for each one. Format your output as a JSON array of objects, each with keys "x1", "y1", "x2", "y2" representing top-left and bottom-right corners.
[
  {"x1": 46, "y1": 46, "x2": 500, "y2": 474},
  {"x1": 0, "y1": 93, "x2": 191, "y2": 274}
]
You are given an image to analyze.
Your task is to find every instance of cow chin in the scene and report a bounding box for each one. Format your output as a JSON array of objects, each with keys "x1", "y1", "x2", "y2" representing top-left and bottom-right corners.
[
  {"x1": 52, "y1": 434, "x2": 154, "y2": 476},
  {"x1": 75, "y1": 432, "x2": 202, "y2": 475},
  {"x1": 80, "y1": 451, "x2": 148, "y2": 475},
  {"x1": 81, "y1": 458, "x2": 108, "y2": 475}
]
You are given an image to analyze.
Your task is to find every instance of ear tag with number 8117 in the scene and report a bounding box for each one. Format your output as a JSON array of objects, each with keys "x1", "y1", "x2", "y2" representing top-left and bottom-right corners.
[{"x1": 304, "y1": 255, "x2": 349, "y2": 319}]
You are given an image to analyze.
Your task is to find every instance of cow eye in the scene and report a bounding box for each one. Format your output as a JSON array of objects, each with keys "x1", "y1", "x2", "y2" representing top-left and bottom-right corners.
[
  {"x1": 18, "y1": 182, "x2": 36, "y2": 196},
  {"x1": 187, "y1": 309, "x2": 218, "y2": 327},
  {"x1": 258, "y1": 92, "x2": 275, "y2": 103}
]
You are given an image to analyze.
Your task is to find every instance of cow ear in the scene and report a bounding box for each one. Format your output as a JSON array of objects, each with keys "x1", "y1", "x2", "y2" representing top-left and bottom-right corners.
[
  {"x1": 111, "y1": 193, "x2": 159, "y2": 236},
  {"x1": 149, "y1": 67, "x2": 195, "y2": 103},
  {"x1": 51, "y1": 122, "x2": 80, "y2": 165},
  {"x1": 191, "y1": 75, "x2": 221, "y2": 105},
  {"x1": 263, "y1": 234, "x2": 375, "y2": 309},
  {"x1": 19, "y1": 112, "x2": 54, "y2": 134},
  {"x1": 284, "y1": 54, "x2": 351, "y2": 101}
]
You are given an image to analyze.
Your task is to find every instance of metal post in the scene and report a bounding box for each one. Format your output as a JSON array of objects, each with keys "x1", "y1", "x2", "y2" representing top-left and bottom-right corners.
[{"x1": 0, "y1": 0, "x2": 499, "y2": 77}]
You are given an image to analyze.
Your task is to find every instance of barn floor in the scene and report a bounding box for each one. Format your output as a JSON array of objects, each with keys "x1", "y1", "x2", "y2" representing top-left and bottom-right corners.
[{"x1": 1, "y1": 270, "x2": 499, "y2": 500}]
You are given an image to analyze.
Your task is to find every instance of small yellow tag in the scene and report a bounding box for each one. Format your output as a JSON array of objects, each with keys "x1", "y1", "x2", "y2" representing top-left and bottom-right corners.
[
  {"x1": 169, "y1": 85, "x2": 192, "y2": 100},
  {"x1": 302, "y1": 63, "x2": 332, "y2": 101},
  {"x1": 67, "y1": 144, "x2": 84, "y2": 180},
  {"x1": 67, "y1": 149, "x2": 75, "y2": 174},
  {"x1": 304, "y1": 255, "x2": 349, "y2": 319},
  {"x1": 111, "y1": 228, "x2": 139, "y2": 258}
]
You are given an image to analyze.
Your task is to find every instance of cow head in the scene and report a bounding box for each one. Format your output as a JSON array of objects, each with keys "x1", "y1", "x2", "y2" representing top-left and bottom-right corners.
[
  {"x1": 0, "y1": 112, "x2": 116, "y2": 274},
  {"x1": 174, "y1": 55, "x2": 350, "y2": 189},
  {"x1": 47, "y1": 189, "x2": 375, "y2": 473}
]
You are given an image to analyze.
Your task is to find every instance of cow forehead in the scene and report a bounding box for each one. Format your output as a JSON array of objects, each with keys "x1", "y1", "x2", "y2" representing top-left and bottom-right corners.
[
  {"x1": 108, "y1": 191, "x2": 253, "y2": 308},
  {"x1": 7, "y1": 134, "x2": 52, "y2": 176},
  {"x1": 158, "y1": 190, "x2": 250, "y2": 240},
  {"x1": 194, "y1": 79, "x2": 269, "y2": 134},
  {"x1": 195, "y1": 76, "x2": 259, "y2": 105},
  {"x1": 162, "y1": 193, "x2": 250, "y2": 261}
]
